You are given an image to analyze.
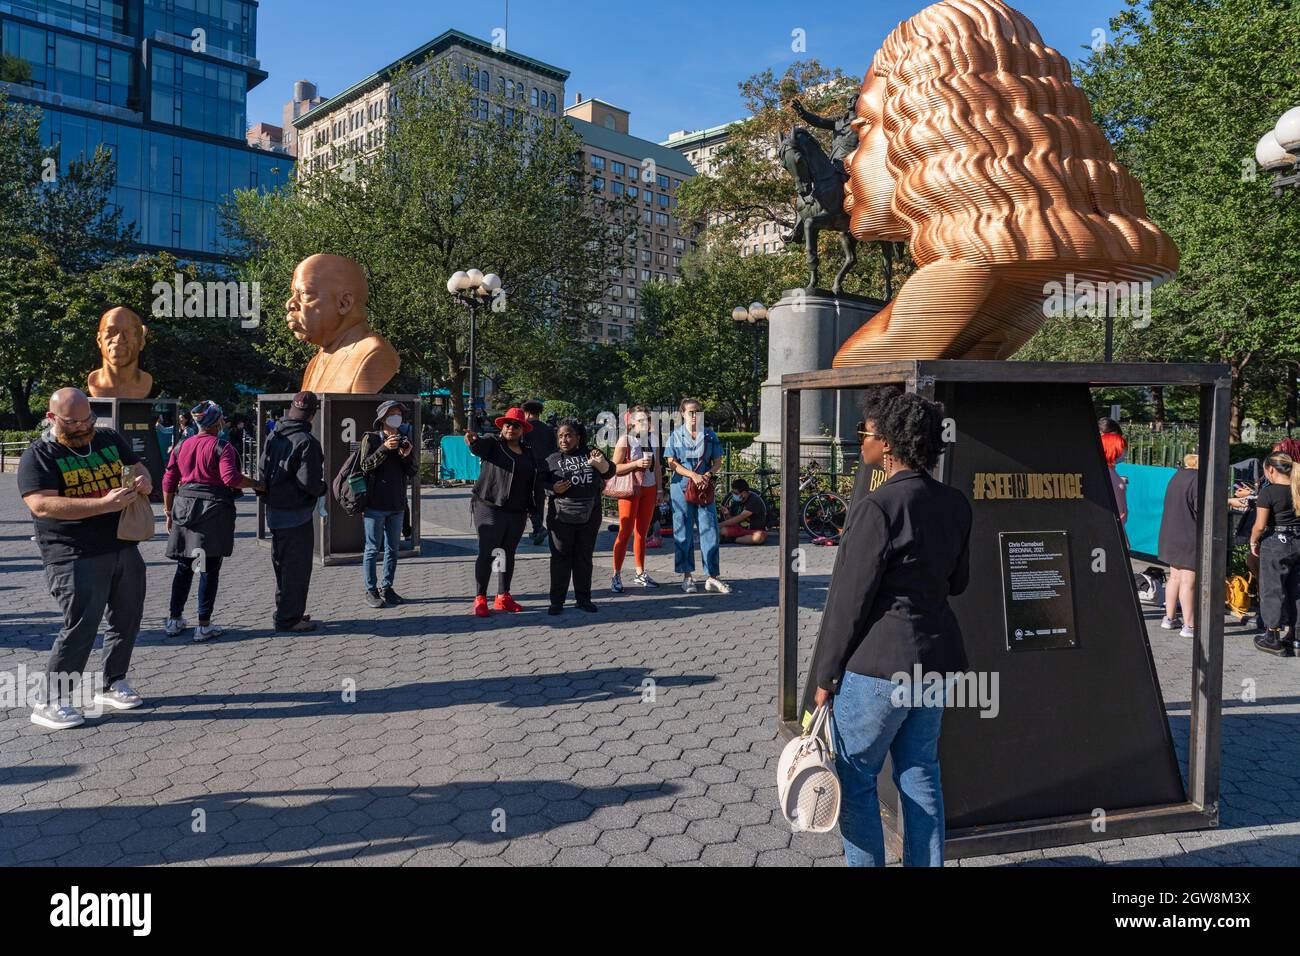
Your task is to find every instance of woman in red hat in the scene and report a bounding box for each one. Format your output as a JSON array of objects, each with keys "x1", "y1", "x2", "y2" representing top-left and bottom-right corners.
[{"x1": 464, "y1": 407, "x2": 539, "y2": 616}]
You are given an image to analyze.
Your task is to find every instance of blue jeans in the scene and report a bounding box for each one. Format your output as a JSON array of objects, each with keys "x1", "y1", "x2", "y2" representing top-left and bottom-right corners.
[
  {"x1": 830, "y1": 671, "x2": 946, "y2": 867},
  {"x1": 670, "y1": 481, "x2": 720, "y2": 577},
  {"x1": 362, "y1": 509, "x2": 402, "y2": 591}
]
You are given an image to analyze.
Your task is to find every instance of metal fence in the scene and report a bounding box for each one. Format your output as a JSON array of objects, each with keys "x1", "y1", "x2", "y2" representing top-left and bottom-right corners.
[
  {"x1": 1123, "y1": 422, "x2": 1293, "y2": 466},
  {"x1": 0, "y1": 441, "x2": 27, "y2": 474}
]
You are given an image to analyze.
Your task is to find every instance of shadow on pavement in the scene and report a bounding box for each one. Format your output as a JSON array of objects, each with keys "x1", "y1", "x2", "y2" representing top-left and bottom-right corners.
[
  {"x1": 0, "y1": 779, "x2": 681, "y2": 865},
  {"x1": 100, "y1": 666, "x2": 717, "y2": 722}
]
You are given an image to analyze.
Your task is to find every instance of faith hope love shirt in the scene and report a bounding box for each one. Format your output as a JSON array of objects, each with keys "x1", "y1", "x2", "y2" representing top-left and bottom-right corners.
[{"x1": 17, "y1": 429, "x2": 140, "y2": 563}]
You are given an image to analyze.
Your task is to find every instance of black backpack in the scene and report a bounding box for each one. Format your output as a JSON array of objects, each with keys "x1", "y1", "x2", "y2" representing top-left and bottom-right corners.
[{"x1": 331, "y1": 434, "x2": 373, "y2": 516}]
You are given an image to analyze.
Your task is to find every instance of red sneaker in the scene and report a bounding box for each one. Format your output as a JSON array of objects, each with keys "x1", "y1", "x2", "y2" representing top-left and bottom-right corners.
[
  {"x1": 472, "y1": 595, "x2": 490, "y2": 617},
  {"x1": 493, "y1": 593, "x2": 523, "y2": 612}
]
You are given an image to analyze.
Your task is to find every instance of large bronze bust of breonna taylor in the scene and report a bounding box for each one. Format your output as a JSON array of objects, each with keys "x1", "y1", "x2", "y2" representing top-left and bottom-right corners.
[{"x1": 286, "y1": 253, "x2": 400, "y2": 394}]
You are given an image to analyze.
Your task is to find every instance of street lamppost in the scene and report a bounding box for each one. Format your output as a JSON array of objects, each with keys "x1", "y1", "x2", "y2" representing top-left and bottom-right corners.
[
  {"x1": 731, "y1": 301, "x2": 768, "y2": 430},
  {"x1": 447, "y1": 268, "x2": 502, "y2": 432},
  {"x1": 1256, "y1": 106, "x2": 1300, "y2": 197}
]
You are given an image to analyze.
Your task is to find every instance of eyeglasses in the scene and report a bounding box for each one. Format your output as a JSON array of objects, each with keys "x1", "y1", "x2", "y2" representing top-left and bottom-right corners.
[
  {"x1": 857, "y1": 428, "x2": 881, "y2": 441},
  {"x1": 54, "y1": 411, "x2": 97, "y2": 428}
]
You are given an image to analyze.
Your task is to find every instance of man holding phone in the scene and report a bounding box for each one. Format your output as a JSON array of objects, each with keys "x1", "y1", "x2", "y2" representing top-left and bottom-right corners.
[
  {"x1": 358, "y1": 400, "x2": 417, "y2": 608},
  {"x1": 18, "y1": 388, "x2": 153, "y2": 729}
]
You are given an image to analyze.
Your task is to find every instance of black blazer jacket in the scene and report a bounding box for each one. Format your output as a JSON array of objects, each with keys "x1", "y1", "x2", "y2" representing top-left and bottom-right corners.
[{"x1": 814, "y1": 470, "x2": 973, "y2": 692}]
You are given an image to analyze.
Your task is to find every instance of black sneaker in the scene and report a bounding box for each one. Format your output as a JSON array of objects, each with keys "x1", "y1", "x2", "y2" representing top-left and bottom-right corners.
[
  {"x1": 576, "y1": 601, "x2": 598, "y2": 613},
  {"x1": 1254, "y1": 629, "x2": 1293, "y2": 657},
  {"x1": 364, "y1": 588, "x2": 385, "y2": 609},
  {"x1": 547, "y1": 605, "x2": 563, "y2": 616},
  {"x1": 531, "y1": 530, "x2": 547, "y2": 546},
  {"x1": 382, "y1": 586, "x2": 403, "y2": 605}
]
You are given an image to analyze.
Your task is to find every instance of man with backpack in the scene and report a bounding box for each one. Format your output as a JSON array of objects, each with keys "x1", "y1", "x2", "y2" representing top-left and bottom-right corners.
[
  {"x1": 260, "y1": 391, "x2": 325, "y2": 632},
  {"x1": 162, "y1": 401, "x2": 260, "y2": 641},
  {"x1": 347, "y1": 400, "x2": 417, "y2": 608}
]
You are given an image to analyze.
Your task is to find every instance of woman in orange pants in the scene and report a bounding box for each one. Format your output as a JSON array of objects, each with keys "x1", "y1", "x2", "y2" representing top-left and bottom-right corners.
[{"x1": 611, "y1": 406, "x2": 664, "y2": 591}]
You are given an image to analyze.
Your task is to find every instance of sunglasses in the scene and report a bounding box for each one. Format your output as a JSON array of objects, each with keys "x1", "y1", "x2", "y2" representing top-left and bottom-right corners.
[
  {"x1": 857, "y1": 429, "x2": 883, "y2": 441},
  {"x1": 54, "y1": 411, "x2": 97, "y2": 428},
  {"x1": 500, "y1": 421, "x2": 523, "y2": 430}
]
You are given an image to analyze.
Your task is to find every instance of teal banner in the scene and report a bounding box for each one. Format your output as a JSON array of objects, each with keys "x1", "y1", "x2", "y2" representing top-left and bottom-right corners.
[
  {"x1": 439, "y1": 435, "x2": 481, "y2": 482},
  {"x1": 1116, "y1": 462, "x2": 1175, "y2": 559}
]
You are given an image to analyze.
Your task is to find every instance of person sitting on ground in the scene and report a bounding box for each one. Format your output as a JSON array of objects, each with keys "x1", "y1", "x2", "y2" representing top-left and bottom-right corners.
[{"x1": 719, "y1": 478, "x2": 769, "y2": 545}]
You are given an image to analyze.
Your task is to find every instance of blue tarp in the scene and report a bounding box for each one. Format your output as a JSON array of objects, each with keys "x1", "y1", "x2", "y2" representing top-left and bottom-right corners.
[
  {"x1": 1117, "y1": 462, "x2": 1175, "y2": 559},
  {"x1": 440, "y1": 434, "x2": 480, "y2": 482}
]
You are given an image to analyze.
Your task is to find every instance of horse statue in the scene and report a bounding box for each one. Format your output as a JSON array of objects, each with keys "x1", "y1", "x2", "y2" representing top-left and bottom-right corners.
[{"x1": 779, "y1": 126, "x2": 858, "y2": 296}]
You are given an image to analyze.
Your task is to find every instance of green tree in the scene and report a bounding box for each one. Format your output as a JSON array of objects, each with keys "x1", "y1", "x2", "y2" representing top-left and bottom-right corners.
[
  {"x1": 623, "y1": 244, "x2": 798, "y2": 430},
  {"x1": 675, "y1": 60, "x2": 911, "y2": 301},
  {"x1": 228, "y1": 63, "x2": 632, "y2": 430},
  {"x1": 0, "y1": 91, "x2": 139, "y2": 425},
  {"x1": 1035, "y1": 0, "x2": 1300, "y2": 437}
]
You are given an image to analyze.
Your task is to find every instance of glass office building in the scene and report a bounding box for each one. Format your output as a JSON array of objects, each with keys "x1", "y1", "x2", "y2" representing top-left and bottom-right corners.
[{"x1": 0, "y1": 0, "x2": 290, "y2": 260}]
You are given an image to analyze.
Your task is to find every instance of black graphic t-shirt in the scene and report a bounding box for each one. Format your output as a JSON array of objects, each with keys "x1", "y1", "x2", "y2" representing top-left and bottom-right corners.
[
  {"x1": 17, "y1": 429, "x2": 140, "y2": 563},
  {"x1": 546, "y1": 446, "x2": 607, "y2": 523}
]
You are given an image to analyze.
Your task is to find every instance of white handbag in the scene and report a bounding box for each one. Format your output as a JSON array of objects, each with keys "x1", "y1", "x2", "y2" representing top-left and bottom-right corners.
[{"x1": 776, "y1": 704, "x2": 841, "y2": 833}]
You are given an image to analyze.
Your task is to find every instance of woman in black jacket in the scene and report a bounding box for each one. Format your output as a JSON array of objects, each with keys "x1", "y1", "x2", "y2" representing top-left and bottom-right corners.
[
  {"x1": 813, "y1": 387, "x2": 971, "y2": 868},
  {"x1": 465, "y1": 407, "x2": 538, "y2": 617},
  {"x1": 544, "y1": 419, "x2": 612, "y2": 614}
]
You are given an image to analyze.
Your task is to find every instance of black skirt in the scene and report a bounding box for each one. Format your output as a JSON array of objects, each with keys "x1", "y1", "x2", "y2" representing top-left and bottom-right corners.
[{"x1": 165, "y1": 486, "x2": 237, "y2": 561}]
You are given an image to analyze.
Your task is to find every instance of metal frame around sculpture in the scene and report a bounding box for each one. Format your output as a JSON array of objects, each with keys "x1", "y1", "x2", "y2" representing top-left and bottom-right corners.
[
  {"x1": 776, "y1": 360, "x2": 1230, "y2": 858},
  {"x1": 255, "y1": 393, "x2": 422, "y2": 566}
]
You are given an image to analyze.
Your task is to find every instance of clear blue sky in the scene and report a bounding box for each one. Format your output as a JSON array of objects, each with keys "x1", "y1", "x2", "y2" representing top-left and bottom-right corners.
[{"x1": 248, "y1": 0, "x2": 1129, "y2": 143}]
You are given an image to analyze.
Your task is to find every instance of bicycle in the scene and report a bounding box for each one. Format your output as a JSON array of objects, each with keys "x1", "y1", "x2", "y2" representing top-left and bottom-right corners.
[{"x1": 743, "y1": 462, "x2": 849, "y2": 541}]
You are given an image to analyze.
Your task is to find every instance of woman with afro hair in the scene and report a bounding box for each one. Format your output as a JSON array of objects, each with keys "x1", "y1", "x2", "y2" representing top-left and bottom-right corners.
[{"x1": 812, "y1": 386, "x2": 972, "y2": 867}]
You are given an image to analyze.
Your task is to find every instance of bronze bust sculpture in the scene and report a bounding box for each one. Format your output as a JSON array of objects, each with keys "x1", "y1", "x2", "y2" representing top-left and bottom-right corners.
[
  {"x1": 86, "y1": 307, "x2": 153, "y2": 399},
  {"x1": 833, "y1": 0, "x2": 1178, "y2": 364},
  {"x1": 286, "y1": 253, "x2": 400, "y2": 394}
]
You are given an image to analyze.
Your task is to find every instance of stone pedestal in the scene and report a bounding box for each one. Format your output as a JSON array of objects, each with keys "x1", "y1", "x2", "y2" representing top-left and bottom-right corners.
[{"x1": 756, "y1": 289, "x2": 885, "y2": 449}]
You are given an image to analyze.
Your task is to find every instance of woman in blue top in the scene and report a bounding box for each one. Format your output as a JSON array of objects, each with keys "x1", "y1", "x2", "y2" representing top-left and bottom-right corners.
[{"x1": 664, "y1": 397, "x2": 730, "y2": 594}]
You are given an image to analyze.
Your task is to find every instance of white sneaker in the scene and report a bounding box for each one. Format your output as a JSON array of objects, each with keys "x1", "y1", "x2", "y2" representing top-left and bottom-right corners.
[
  {"x1": 611, "y1": 572, "x2": 624, "y2": 593},
  {"x1": 705, "y1": 577, "x2": 733, "y2": 594},
  {"x1": 194, "y1": 623, "x2": 224, "y2": 642},
  {"x1": 1159, "y1": 617, "x2": 1179, "y2": 630},
  {"x1": 94, "y1": 679, "x2": 143, "y2": 711},
  {"x1": 164, "y1": 616, "x2": 188, "y2": 637},
  {"x1": 1179, "y1": 625, "x2": 1195, "y2": 639},
  {"x1": 31, "y1": 703, "x2": 85, "y2": 730},
  {"x1": 635, "y1": 570, "x2": 659, "y2": 588},
  {"x1": 681, "y1": 575, "x2": 697, "y2": 593}
]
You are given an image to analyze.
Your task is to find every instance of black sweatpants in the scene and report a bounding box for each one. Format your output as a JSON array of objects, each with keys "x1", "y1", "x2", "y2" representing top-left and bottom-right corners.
[
  {"x1": 44, "y1": 546, "x2": 146, "y2": 702},
  {"x1": 548, "y1": 507, "x2": 602, "y2": 607},
  {"x1": 472, "y1": 499, "x2": 527, "y2": 596},
  {"x1": 1259, "y1": 531, "x2": 1300, "y2": 629},
  {"x1": 270, "y1": 519, "x2": 314, "y2": 628}
]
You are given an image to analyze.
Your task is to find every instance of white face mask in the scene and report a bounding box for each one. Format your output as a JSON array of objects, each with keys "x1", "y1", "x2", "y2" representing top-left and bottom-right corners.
[{"x1": 384, "y1": 415, "x2": 403, "y2": 428}]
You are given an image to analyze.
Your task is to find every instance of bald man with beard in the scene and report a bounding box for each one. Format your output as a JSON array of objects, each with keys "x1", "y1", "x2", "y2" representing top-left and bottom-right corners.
[
  {"x1": 18, "y1": 388, "x2": 154, "y2": 729},
  {"x1": 87, "y1": 307, "x2": 153, "y2": 399},
  {"x1": 286, "y1": 254, "x2": 400, "y2": 394}
]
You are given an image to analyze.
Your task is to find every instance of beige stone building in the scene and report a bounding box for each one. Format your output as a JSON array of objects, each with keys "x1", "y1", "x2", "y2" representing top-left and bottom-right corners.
[
  {"x1": 663, "y1": 121, "x2": 786, "y2": 257},
  {"x1": 564, "y1": 94, "x2": 698, "y2": 344},
  {"x1": 293, "y1": 29, "x2": 568, "y2": 176}
]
